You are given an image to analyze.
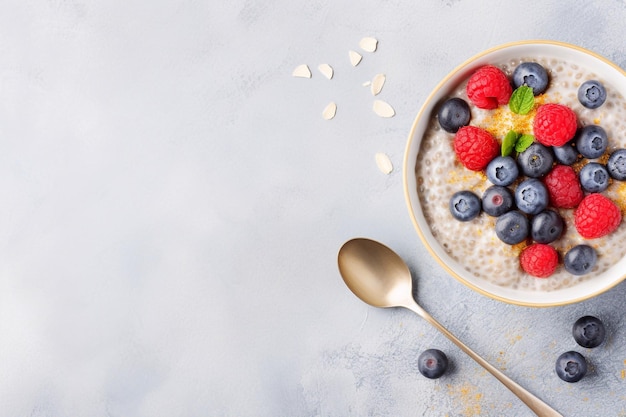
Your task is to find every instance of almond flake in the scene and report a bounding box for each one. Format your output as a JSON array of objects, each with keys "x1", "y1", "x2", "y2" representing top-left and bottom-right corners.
[
  {"x1": 375, "y1": 153, "x2": 393, "y2": 174},
  {"x1": 359, "y1": 37, "x2": 378, "y2": 53},
  {"x1": 349, "y1": 50, "x2": 362, "y2": 66},
  {"x1": 318, "y1": 64, "x2": 334, "y2": 80},
  {"x1": 370, "y1": 73, "x2": 386, "y2": 96},
  {"x1": 322, "y1": 102, "x2": 337, "y2": 120},
  {"x1": 373, "y1": 100, "x2": 395, "y2": 118},
  {"x1": 292, "y1": 64, "x2": 311, "y2": 78}
]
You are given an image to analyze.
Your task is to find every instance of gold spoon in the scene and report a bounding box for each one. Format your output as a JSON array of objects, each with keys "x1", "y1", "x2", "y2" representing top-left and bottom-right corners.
[{"x1": 337, "y1": 237, "x2": 563, "y2": 417}]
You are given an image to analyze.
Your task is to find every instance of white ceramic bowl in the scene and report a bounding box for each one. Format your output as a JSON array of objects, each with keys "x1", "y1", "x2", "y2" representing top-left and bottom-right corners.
[{"x1": 403, "y1": 40, "x2": 626, "y2": 307}]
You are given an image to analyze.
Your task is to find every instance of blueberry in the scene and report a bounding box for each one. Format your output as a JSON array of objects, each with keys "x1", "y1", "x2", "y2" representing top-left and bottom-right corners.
[
  {"x1": 517, "y1": 143, "x2": 554, "y2": 178},
  {"x1": 555, "y1": 351, "x2": 587, "y2": 383},
  {"x1": 512, "y1": 62, "x2": 549, "y2": 95},
  {"x1": 438, "y1": 98, "x2": 471, "y2": 133},
  {"x1": 575, "y1": 125, "x2": 608, "y2": 159},
  {"x1": 482, "y1": 185, "x2": 514, "y2": 217},
  {"x1": 495, "y1": 210, "x2": 529, "y2": 245},
  {"x1": 579, "y1": 162, "x2": 609, "y2": 193},
  {"x1": 531, "y1": 209, "x2": 564, "y2": 244},
  {"x1": 486, "y1": 156, "x2": 519, "y2": 186},
  {"x1": 449, "y1": 190, "x2": 481, "y2": 221},
  {"x1": 553, "y1": 140, "x2": 579, "y2": 165},
  {"x1": 515, "y1": 179, "x2": 548, "y2": 215},
  {"x1": 418, "y1": 348, "x2": 448, "y2": 379},
  {"x1": 578, "y1": 80, "x2": 607, "y2": 109},
  {"x1": 607, "y1": 148, "x2": 626, "y2": 180},
  {"x1": 572, "y1": 315, "x2": 605, "y2": 348},
  {"x1": 564, "y1": 245, "x2": 598, "y2": 276}
]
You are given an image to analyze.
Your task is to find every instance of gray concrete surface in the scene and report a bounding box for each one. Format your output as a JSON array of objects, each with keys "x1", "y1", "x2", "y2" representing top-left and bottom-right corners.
[{"x1": 0, "y1": 1, "x2": 625, "y2": 416}]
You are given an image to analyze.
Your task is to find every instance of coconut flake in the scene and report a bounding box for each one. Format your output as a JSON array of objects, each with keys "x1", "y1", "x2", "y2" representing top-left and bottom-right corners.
[
  {"x1": 362, "y1": 81, "x2": 371, "y2": 87},
  {"x1": 370, "y1": 74, "x2": 386, "y2": 96},
  {"x1": 318, "y1": 64, "x2": 334, "y2": 80},
  {"x1": 322, "y1": 102, "x2": 337, "y2": 120},
  {"x1": 373, "y1": 100, "x2": 395, "y2": 118},
  {"x1": 349, "y1": 50, "x2": 362, "y2": 66},
  {"x1": 359, "y1": 37, "x2": 378, "y2": 53},
  {"x1": 375, "y1": 153, "x2": 393, "y2": 174},
  {"x1": 292, "y1": 64, "x2": 312, "y2": 78}
]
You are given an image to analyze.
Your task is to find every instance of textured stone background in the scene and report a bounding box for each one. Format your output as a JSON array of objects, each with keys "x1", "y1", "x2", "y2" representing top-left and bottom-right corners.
[{"x1": 1, "y1": 1, "x2": 625, "y2": 416}]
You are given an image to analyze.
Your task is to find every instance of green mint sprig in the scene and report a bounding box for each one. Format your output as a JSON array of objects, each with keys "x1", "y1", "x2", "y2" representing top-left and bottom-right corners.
[
  {"x1": 501, "y1": 130, "x2": 520, "y2": 157},
  {"x1": 509, "y1": 85, "x2": 535, "y2": 115},
  {"x1": 502, "y1": 130, "x2": 534, "y2": 156},
  {"x1": 515, "y1": 134, "x2": 534, "y2": 153}
]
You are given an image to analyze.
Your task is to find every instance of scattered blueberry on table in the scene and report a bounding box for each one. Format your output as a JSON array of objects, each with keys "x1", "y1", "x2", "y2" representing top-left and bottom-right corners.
[
  {"x1": 572, "y1": 315, "x2": 606, "y2": 348},
  {"x1": 555, "y1": 351, "x2": 588, "y2": 383},
  {"x1": 418, "y1": 349, "x2": 449, "y2": 379}
]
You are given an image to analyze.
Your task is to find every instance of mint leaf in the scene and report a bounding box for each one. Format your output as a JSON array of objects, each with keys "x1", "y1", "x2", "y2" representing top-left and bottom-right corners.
[
  {"x1": 509, "y1": 85, "x2": 535, "y2": 114},
  {"x1": 502, "y1": 130, "x2": 520, "y2": 157},
  {"x1": 515, "y1": 134, "x2": 534, "y2": 152}
]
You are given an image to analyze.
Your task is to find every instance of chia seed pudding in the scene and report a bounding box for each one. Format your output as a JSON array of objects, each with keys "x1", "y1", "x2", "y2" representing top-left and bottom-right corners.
[{"x1": 415, "y1": 57, "x2": 626, "y2": 291}]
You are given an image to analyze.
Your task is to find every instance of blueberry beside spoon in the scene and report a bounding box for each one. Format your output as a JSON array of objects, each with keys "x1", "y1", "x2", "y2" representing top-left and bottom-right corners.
[{"x1": 337, "y1": 237, "x2": 563, "y2": 417}]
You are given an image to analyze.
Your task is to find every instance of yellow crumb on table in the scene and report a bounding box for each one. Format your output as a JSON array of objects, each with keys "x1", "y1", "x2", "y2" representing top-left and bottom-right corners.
[{"x1": 447, "y1": 382, "x2": 486, "y2": 417}]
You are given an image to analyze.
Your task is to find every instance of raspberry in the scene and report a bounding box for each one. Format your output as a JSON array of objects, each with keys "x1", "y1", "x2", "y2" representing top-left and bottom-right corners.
[
  {"x1": 574, "y1": 193, "x2": 622, "y2": 239},
  {"x1": 453, "y1": 126, "x2": 500, "y2": 171},
  {"x1": 543, "y1": 165, "x2": 584, "y2": 208},
  {"x1": 533, "y1": 104, "x2": 578, "y2": 147},
  {"x1": 466, "y1": 65, "x2": 513, "y2": 109},
  {"x1": 520, "y1": 243, "x2": 559, "y2": 278}
]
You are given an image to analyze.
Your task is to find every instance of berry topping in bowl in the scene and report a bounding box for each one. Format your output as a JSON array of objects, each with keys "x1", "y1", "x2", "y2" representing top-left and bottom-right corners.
[
  {"x1": 564, "y1": 245, "x2": 598, "y2": 276},
  {"x1": 447, "y1": 59, "x2": 624, "y2": 280},
  {"x1": 453, "y1": 126, "x2": 500, "y2": 171},
  {"x1": 449, "y1": 190, "x2": 481, "y2": 222},
  {"x1": 406, "y1": 41, "x2": 626, "y2": 305},
  {"x1": 533, "y1": 103, "x2": 578, "y2": 147},
  {"x1": 530, "y1": 209, "x2": 564, "y2": 244},
  {"x1": 520, "y1": 243, "x2": 559, "y2": 278},
  {"x1": 437, "y1": 97, "x2": 471, "y2": 133},
  {"x1": 515, "y1": 178, "x2": 549, "y2": 215},
  {"x1": 466, "y1": 65, "x2": 512, "y2": 109},
  {"x1": 579, "y1": 162, "x2": 610, "y2": 193},
  {"x1": 486, "y1": 156, "x2": 519, "y2": 186},
  {"x1": 575, "y1": 125, "x2": 608, "y2": 159},
  {"x1": 607, "y1": 148, "x2": 626, "y2": 180},
  {"x1": 495, "y1": 210, "x2": 529, "y2": 245},
  {"x1": 544, "y1": 165, "x2": 584, "y2": 209},
  {"x1": 578, "y1": 80, "x2": 607, "y2": 109},
  {"x1": 552, "y1": 140, "x2": 579, "y2": 165},
  {"x1": 574, "y1": 193, "x2": 621, "y2": 239},
  {"x1": 482, "y1": 185, "x2": 514, "y2": 217},
  {"x1": 512, "y1": 62, "x2": 550, "y2": 95},
  {"x1": 517, "y1": 142, "x2": 554, "y2": 178}
]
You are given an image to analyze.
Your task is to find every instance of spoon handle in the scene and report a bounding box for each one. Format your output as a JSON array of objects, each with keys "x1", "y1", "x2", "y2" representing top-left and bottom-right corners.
[{"x1": 405, "y1": 303, "x2": 563, "y2": 417}]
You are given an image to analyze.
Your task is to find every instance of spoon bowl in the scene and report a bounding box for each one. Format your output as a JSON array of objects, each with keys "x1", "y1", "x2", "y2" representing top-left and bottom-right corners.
[
  {"x1": 338, "y1": 237, "x2": 563, "y2": 417},
  {"x1": 337, "y1": 238, "x2": 413, "y2": 308}
]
